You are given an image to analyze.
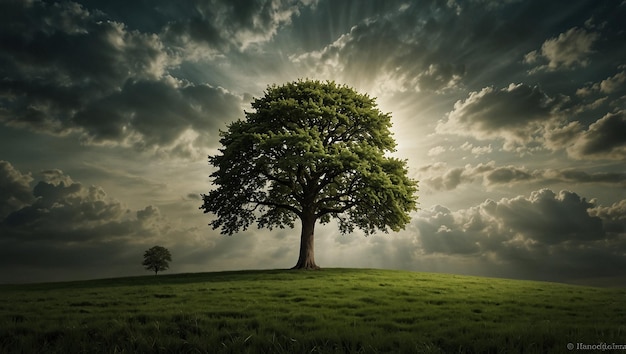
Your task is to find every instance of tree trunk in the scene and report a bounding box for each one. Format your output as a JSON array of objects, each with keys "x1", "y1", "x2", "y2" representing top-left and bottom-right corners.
[{"x1": 292, "y1": 213, "x2": 320, "y2": 270}]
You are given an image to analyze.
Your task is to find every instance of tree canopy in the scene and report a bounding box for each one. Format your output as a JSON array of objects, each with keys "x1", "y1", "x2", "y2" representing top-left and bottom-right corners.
[{"x1": 201, "y1": 79, "x2": 418, "y2": 269}]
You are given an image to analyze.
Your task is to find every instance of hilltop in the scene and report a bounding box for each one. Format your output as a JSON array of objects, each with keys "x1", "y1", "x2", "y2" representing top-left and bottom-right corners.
[{"x1": 1, "y1": 268, "x2": 624, "y2": 353}]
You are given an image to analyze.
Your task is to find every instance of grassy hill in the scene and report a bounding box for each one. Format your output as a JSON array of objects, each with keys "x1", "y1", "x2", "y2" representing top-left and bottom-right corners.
[{"x1": 1, "y1": 268, "x2": 624, "y2": 353}]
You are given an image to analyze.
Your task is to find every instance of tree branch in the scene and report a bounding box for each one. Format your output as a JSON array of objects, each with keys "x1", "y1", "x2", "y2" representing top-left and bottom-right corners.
[
  {"x1": 260, "y1": 170, "x2": 292, "y2": 187},
  {"x1": 314, "y1": 172, "x2": 359, "y2": 203},
  {"x1": 250, "y1": 198, "x2": 302, "y2": 218},
  {"x1": 315, "y1": 191, "x2": 351, "y2": 207},
  {"x1": 261, "y1": 170, "x2": 304, "y2": 203},
  {"x1": 312, "y1": 169, "x2": 344, "y2": 195},
  {"x1": 296, "y1": 165, "x2": 307, "y2": 189},
  {"x1": 316, "y1": 200, "x2": 359, "y2": 219}
]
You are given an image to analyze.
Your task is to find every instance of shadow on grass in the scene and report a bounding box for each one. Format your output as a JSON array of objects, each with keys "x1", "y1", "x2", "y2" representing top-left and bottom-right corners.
[{"x1": 0, "y1": 268, "x2": 364, "y2": 291}]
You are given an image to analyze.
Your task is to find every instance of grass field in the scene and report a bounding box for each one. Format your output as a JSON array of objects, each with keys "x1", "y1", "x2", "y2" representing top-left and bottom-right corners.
[{"x1": 1, "y1": 268, "x2": 624, "y2": 353}]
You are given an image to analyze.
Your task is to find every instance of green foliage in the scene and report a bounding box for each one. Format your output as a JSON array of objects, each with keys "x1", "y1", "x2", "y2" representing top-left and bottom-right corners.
[
  {"x1": 141, "y1": 245, "x2": 172, "y2": 275},
  {"x1": 201, "y1": 79, "x2": 418, "y2": 236},
  {"x1": 1, "y1": 269, "x2": 624, "y2": 353}
]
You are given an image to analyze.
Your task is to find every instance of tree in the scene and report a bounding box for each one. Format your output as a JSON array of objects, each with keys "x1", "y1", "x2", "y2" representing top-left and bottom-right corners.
[
  {"x1": 142, "y1": 246, "x2": 172, "y2": 275},
  {"x1": 201, "y1": 79, "x2": 418, "y2": 269}
]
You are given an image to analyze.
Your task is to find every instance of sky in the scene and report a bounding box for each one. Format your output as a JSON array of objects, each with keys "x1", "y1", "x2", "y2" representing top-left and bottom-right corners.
[{"x1": 1, "y1": 0, "x2": 625, "y2": 285}]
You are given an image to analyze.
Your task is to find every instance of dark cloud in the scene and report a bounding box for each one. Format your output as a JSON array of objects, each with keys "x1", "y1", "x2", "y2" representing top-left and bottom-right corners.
[
  {"x1": 494, "y1": 189, "x2": 603, "y2": 244},
  {"x1": 543, "y1": 121, "x2": 583, "y2": 151},
  {"x1": 415, "y1": 205, "x2": 482, "y2": 255},
  {"x1": 2, "y1": 169, "x2": 151, "y2": 242},
  {"x1": 414, "y1": 189, "x2": 624, "y2": 281},
  {"x1": 0, "y1": 165, "x2": 180, "y2": 274},
  {"x1": 590, "y1": 199, "x2": 626, "y2": 235},
  {"x1": 3, "y1": 0, "x2": 622, "y2": 160},
  {"x1": 0, "y1": 0, "x2": 242, "y2": 158},
  {"x1": 0, "y1": 161, "x2": 34, "y2": 219},
  {"x1": 290, "y1": 0, "x2": 618, "y2": 95},
  {"x1": 418, "y1": 162, "x2": 626, "y2": 191},
  {"x1": 485, "y1": 167, "x2": 533, "y2": 184},
  {"x1": 546, "y1": 169, "x2": 626, "y2": 186},
  {"x1": 291, "y1": 1, "x2": 470, "y2": 92},
  {"x1": 186, "y1": 193, "x2": 202, "y2": 200},
  {"x1": 1, "y1": 0, "x2": 626, "y2": 284},
  {"x1": 568, "y1": 111, "x2": 626, "y2": 160},
  {"x1": 437, "y1": 80, "x2": 625, "y2": 159},
  {"x1": 162, "y1": 0, "x2": 317, "y2": 54},
  {"x1": 0, "y1": 162, "x2": 286, "y2": 283},
  {"x1": 74, "y1": 79, "x2": 241, "y2": 156},
  {"x1": 436, "y1": 83, "x2": 562, "y2": 150}
]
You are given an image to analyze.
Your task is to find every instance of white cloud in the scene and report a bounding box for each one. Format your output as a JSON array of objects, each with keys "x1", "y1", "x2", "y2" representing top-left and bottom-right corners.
[
  {"x1": 427, "y1": 146, "x2": 447, "y2": 156},
  {"x1": 417, "y1": 162, "x2": 493, "y2": 191},
  {"x1": 577, "y1": 70, "x2": 626, "y2": 97},
  {"x1": 525, "y1": 27, "x2": 600, "y2": 71},
  {"x1": 460, "y1": 142, "x2": 493, "y2": 156},
  {"x1": 599, "y1": 70, "x2": 626, "y2": 94}
]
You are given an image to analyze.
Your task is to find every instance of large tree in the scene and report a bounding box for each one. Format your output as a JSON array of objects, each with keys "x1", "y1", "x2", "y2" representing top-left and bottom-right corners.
[{"x1": 201, "y1": 80, "x2": 418, "y2": 269}]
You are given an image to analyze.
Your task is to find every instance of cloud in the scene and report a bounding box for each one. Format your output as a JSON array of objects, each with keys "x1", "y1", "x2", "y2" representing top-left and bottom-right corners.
[
  {"x1": 543, "y1": 121, "x2": 583, "y2": 151},
  {"x1": 543, "y1": 169, "x2": 626, "y2": 186},
  {"x1": 436, "y1": 83, "x2": 562, "y2": 150},
  {"x1": 290, "y1": 1, "x2": 615, "y2": 96},
  {"x1": 574, "y1": 65, "x2": 626, "y2": 114},
  {"x1": 417, "y1": 161, "x2": 626, "y2": 191},
  {"x1": 0, "y1": 161, "x2": 34, "y2": 219},
  {"x1": 485, "y1": 166, "x2": 533, "y2": 185},
  {"x1": 459, "y1": 142, "x2": 493, "y2": 156},
  {"x1": 590, "y1": 199, "x2": 626, "y2": 235},
  {"x1": 598, "y1": 70, "x2": 626, "y2": 94},
  {"x1": 0, "y1": 0, "x2": 243, "y2": 158},
  {"x1": 0, "y1": 165, "x2": 183, "y2": 277},
  {"x1": 576, "y1": 68, "x2": 626, "y2": 108},
  {"x1": 413, "y1": 189, "x2": 625, "y2": 281},
  {"x1": 163, "y1": 0, "x2": 317, "y2": 55},
  {"x1": 524, "y1": 27, "x2": 600, "y2": 71},
  {"x1": 290, "y1": 2, "x2": 470, "y2": 93},
  {"x1": 427, "y1": 146, "x2": 447, "y2": 156},
  {"x1": 418, "y1": 163, "x2": 474, "y2": 191},
  {"x1": 567, "y1": 111, "x2": 626, "y2": 160},
  {"x1": 74, "y1": 78, "x2": 242, "y2": 157},
  {"x1": 0, "y1": 162, "x2": 296, "y2": 282},
  {"x1": 2, "y1": 169, "x2": 153, "y2": 242}
]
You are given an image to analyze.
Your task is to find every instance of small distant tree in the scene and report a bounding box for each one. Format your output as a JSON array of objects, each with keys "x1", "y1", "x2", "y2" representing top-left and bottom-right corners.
[{"x1": 142, "y1": 246, "x2": 172, "y2": 275}]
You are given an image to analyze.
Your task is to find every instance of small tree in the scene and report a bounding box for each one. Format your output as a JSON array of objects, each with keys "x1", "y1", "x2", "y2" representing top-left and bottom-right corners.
[
  {"x1": 142, "y1": 246, "x2": 172, "y2": 275},
  {"x1": 201, "y1": 79, "x2": 418, "y2": 269}
]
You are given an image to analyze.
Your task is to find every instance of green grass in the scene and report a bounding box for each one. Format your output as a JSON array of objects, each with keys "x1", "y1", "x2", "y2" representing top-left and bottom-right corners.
[{"x1": 1, "y1": 268, "x2": 624, "y2": 353}]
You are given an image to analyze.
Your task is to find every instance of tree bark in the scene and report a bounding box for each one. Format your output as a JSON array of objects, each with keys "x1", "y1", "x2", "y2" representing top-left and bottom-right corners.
[{"x1": 292, "y1": 212, "x2": 320, "y2": 270}]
